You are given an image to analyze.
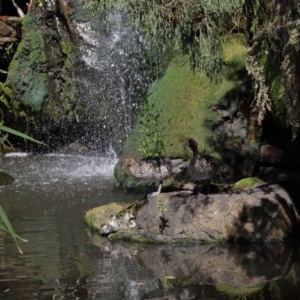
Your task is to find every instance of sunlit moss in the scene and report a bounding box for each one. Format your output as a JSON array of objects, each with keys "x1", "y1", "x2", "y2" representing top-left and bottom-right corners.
[
  {"x1": 122, "y1": 34, "x2": 247, "y2": 158},
  {"x1": 233, "y1": 177, "x2": 264, "y2": 189},
  {"x1": 84, "y1": 202, "x2": 129, "y2": 230},
  {"x1": 215, "y1": 282, "x2": 264, "y2": 296}
]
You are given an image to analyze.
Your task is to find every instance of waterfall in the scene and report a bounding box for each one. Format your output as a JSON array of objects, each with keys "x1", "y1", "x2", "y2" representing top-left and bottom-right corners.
[
  {"x1": 72, "y1": 9, "x2": 151, "y2": 154},
  {"x1": 4, "y1": 0, "x2": 152, "y2": 156}
]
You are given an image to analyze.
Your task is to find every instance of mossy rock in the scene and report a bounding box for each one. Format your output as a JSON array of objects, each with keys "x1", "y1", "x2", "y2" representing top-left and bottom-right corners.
[
  {"x1": 232, "y1": 177, "x2": 265, "y2": 189},
  {"x1": 85, "y1": 202, "x2": 128, "y2": 231},
  {"x1": 84, "y1": 199, "x2": 146, "y2": 232},
  {"x1": 0, "y1": 171, "x2": 14, "y2": 186},
  {"x1": 109, "y1": 228, "x2": 150, "y2": 243}
]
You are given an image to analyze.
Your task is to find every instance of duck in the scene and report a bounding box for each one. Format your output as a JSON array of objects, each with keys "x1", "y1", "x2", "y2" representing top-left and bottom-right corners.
[
  {"x1": 107, "y1": 214, "x2": 121, "y2": 232},
  {"x1": 185, "y1": 138, "x2": 219, "y2": 194},
  {"x1": 119, "y1": 209, "x2": 136, "y2": 229},
  {"x1": 122, "y1": 156, "x2": 185, "y2": 195},
  {"x1": 101, "y1": 213, "x2": 136, "y2": 235}
]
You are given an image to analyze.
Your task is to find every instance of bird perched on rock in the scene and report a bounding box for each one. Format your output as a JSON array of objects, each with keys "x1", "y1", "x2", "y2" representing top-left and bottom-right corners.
[
  {"x1": 122, "y1": 156, "x2": 185, "y2": 195},
  {"x1": 185, "y1": 138, "x2": 219, "y2": 194}
]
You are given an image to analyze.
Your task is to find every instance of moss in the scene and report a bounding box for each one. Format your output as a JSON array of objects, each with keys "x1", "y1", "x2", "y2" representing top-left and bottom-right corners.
[
  {"x1": 6, "y1": 15, "x2": 49, "y2": 112},
  {"x1": 215, "y1": 282, "x2": 263, "y2": 296},
  {"x1": 2, "y1": 85, "x2": 14, "y2": 99},
  {"x1": 60, "y1": 40, "x2": 73, "y2": 69},
  {"x1": 233, "y1": 177, "x2": 264, "y2": 189},
  {"x1": 84, "y1": 202, "x2": 129, "y2": 231},
  {"x1": 121, "y1": 34, "x2": 247, "y2": 159},
  {"x1": 109, "y1": 228, "x2": 151, "y2": 243},
  {"x1": 85, "y1": 199, "x2": 145, "y2": 232}
]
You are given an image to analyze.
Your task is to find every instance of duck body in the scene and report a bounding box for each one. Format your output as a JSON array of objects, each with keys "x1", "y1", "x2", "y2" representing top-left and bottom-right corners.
[
  {"x1": 122, "y1": 156, "x2": 184, "y2": 181},
  {"x1": 188, "y1": 153, "x2": 218, "y2": 182},
  {"x1": 185, "y1": 138, "x2": 219, "y2": 192},
  {"x1": 122, "y1": 156, "x2": 185, "y2": 194}
]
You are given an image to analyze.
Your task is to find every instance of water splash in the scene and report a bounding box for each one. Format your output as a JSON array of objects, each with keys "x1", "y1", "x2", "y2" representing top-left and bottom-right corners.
[
  {"x1": 0, "y1": 154, "x2": 118, "y2": 197},
  {"x1": 73, "y1": 11, "x2": 151, "y2": 154}
]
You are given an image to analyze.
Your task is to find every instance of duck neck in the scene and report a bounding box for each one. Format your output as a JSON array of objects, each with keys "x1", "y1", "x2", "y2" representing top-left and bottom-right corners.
[{"x1": 190, "y1": 144, "x2": 200, "y2": 156}]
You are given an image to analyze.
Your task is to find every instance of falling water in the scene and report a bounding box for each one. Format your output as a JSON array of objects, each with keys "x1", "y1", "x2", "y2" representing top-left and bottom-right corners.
[{"x1": 72, "y1": 8, "x2": 151, "y2": 154}]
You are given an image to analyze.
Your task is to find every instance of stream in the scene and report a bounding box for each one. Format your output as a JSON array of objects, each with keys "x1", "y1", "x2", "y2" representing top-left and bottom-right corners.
[{"x1": 0, "y1": 153, "x2": 300, "y2": 299}]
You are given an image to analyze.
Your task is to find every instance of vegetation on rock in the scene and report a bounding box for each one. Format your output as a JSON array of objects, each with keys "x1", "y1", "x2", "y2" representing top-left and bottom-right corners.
[
  {"x1": 245, "y1": 0, "x2": 300, "y2": 138},
  {"x1": 232, "y1": 177, "x2": 264, "y2": 189},
  {"x1": 92, "y1": 0, "x2": 244, "y2": 81}
]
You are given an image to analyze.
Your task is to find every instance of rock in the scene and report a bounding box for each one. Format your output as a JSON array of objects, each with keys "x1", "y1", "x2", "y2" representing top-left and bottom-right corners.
[
  {"x1": 135, "y1": 183, "x2": 300, "y2": 243},
  {"x1": 85, "y1": 202, "x2": 128, "y2": 232},
  {"x1": 0, "y1": 171, "x2": 14, "y2": 186},
  {"x1": 85, "y1": 200, "x2": 145, "y2": 235}
]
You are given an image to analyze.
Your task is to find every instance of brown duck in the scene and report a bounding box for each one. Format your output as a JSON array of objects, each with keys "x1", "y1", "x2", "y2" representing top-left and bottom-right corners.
[
  {"x1": 122, "y1": 156, "x2": 185, "y2": 195},
  {"x1": 185, "y1": 138, "x2": 219, "y2": 193}
]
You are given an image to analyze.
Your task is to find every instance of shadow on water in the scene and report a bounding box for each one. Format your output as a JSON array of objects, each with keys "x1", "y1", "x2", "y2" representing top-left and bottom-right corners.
[{"x1": 0, "y1": 154, "x2": 300, "y2": 299}]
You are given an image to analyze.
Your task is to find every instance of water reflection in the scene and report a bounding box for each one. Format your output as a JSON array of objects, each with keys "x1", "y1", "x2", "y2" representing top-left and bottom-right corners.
[{"x1": 0, "y1": 154, "x2": 300, "y2": 299}]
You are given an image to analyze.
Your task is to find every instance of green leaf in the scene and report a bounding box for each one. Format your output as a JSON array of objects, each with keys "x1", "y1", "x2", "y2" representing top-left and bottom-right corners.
[
  {"x1": 0, "y1": 125, "x2": 46, "y2": 146},
  {"x1": 0, "y1": 204, "x2": 28, "y2": 254}
]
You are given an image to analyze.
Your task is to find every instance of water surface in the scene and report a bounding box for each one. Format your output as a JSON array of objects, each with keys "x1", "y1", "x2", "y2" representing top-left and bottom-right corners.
[{"x1": 0, "y1": 153, "x2": 299, "y2": 299}]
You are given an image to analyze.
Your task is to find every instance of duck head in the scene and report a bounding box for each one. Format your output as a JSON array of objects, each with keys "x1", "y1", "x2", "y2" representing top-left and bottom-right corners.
[
  {"x1": 185, "y1": 138, "x2": 199, "y2": 153},
  {"x1": 121, "y1": 156, "x2": 136, "y2": 169}
]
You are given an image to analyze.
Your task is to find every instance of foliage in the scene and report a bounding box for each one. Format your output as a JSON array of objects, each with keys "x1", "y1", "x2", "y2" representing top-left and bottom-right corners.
[
  {"x1": 0, "y1": 122, "x2": 46, "y2": 151},
  {"x1": 88, "y1": 0, "x2": 244, "y2": 81},
  {"x1": 157, "y1": 195, "x2": 168, "y2": 216},
  {"x1": 0, "y1": 124, "x2": 45, "y2": 253},
  {"x1": 244, "y1": 0, "x2": 300, "y2": 137},
  {"x1": 0, "y1": 123, "x2": 45, "y2": 145},
  {"x1": 0, "y1": 204, "x2": 28, "y2": 254},
  {"x1": 120, "y1": 35, "x2": 248, "y2": 158},
  {"x1": 138, "y1": 102, "x2": 165, "y2": 156}
]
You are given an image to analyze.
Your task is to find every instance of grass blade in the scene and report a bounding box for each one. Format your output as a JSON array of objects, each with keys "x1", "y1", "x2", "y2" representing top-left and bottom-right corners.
[
  {"x1": 0, "y1": 124, "x2": 46, "y2": 145},
  {"x1": 0, "y1": 204, "x2": 27, "y2": 254}
]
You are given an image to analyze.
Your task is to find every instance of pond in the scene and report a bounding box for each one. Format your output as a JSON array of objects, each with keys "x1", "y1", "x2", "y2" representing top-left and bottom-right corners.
[{"x1": 0, "y1": 153, "x2": 300, "y2": 299}]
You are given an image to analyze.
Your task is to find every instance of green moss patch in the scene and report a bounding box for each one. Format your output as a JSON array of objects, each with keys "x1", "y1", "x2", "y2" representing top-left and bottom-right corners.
[
  {"x1": 85, "y1": 199, "x2": 145, "y2": 232},
  {"x1": 216, "y1": 282, "x2": 263, "y2": 296},
  {"x1": 84, "y1": 202, "x2": 128, "y2": 231},
  {"x1": 233, "y1": 177, "x2": 265, "y2": 189},
  {"x1": 122, "y1": 34, "x2": 247, "y2": 158}
]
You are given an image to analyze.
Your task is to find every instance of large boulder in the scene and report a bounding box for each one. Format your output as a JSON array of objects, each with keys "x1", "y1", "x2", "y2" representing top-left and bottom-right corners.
[{"x1": 135, "y1": 183, "x2": 300, "y2": 243}]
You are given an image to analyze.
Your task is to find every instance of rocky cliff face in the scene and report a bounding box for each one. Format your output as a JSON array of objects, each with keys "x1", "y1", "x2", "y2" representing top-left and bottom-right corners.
[{"x1": 1, "y1": 0, "x2": 151, "y2": 153}]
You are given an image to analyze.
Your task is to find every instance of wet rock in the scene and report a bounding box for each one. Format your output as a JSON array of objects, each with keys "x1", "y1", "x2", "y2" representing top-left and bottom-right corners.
[
  {"x1": 135, "y1": 183, "x2": 300, "y2": 243},
  {"x1": 0, "y1": 171, "x2": 14, "y2": 186}
]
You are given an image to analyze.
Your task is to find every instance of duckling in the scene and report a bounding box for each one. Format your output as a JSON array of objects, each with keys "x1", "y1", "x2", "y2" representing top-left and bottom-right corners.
[
  {"x1": 107, "y1": 215, "x2": 121, "y2": 232},
  {"x1": 119, "y1": 210, "x2": 136, "y2": 229},
  {"x1": 185, "y1": 138, "x2": 219, "y2": 194},
  {"x1": 122, "y1": 156, "x2": 185, "y2": 195}
]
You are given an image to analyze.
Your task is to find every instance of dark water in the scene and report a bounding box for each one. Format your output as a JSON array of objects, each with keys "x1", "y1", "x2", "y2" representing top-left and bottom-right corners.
[{"x1": 0, "y1": 153, "x2": 300, "y2": 299}]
